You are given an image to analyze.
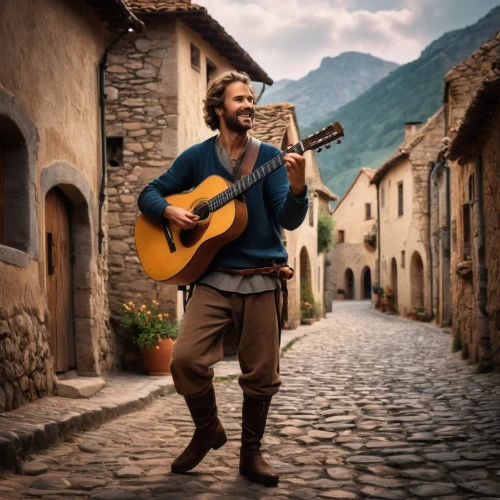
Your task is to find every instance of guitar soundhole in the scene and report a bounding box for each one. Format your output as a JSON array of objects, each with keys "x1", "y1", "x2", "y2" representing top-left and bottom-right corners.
[
  {"x1": 180, "y1": 224, "x2": 209, "y2": 248},
  {"x1": 193, "y1": 202, "x2": 210, "y2": 221},
  {"x1": 180, "y1": 202, "x2": 210, "y2": 248}
]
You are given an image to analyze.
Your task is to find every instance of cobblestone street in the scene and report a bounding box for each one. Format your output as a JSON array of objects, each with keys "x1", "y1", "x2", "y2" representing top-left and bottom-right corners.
[{"x1": 1, "y1": 301, "x2": 500, "y2": 500}]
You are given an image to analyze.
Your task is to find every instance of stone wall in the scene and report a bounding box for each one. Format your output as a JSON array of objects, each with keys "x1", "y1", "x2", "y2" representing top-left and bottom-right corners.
[
  {"x1": 105, "y1": 22, "x2": 180, "y2": 332},
  {"x1": 0, "y1": 310, "x2": 56, "y2": 412},
  {"x1": 0, "y1": 0, "x2": 114, "y2": 410}
]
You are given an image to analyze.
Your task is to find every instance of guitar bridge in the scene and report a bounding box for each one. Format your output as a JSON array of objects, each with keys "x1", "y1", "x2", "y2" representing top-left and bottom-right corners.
[{"x1": 161, "y1": 217, "x2": 176, "y2": 253}]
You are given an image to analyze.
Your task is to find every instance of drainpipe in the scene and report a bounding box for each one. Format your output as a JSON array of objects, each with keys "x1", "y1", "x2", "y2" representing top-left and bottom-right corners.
[
  {"x1": 376, "y1": 183, "x2": 381, "y2": 286},
  {"x1": 428, "y1": 159, "x2": 441, "y2": 321},
  {"x1": 255, "y1": 83, "x2": 267, "y2": 105},
  {"x1": 441, "y1": 154, "x2": 451, "y2": 325},
  {"x1": 98, "y1": 28, "x2": 134, "y2": 254}
]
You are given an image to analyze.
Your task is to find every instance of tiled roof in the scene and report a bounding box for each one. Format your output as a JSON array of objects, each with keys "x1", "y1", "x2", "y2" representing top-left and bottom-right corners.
[
  {"x1": 371, "y1": 106, "x2": 445, "y2": 185},
  {"x1": 123, "y1": 0, "x2": 272, "y2": 84},
  {"x1": 85, "y1": 0, "x2": 143, "y2": 31},
  {"x1": 250, "y1": 103, "x2": 295, "y2": 147},
  {"x1": 444, "y1": 32, "x2": 500, "y2": 83},
  {"x1": 251, "y1": 103, "x2": 337, "y2": 200},
  {"x1": 448, "y1": 58, "x2": 500, "y2": 161},
  {"x1": 125, "y1": 0, "x2": 202, "y2": 13}
]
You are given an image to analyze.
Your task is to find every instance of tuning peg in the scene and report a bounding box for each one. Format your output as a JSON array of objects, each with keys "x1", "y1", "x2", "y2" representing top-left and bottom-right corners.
[
  {"x1": 325, "y1": 144, "x2": 331, "y2": 149},
  {"x1": 337, "y1": 140, "x2": 342, "y2": 144},
  {"x1": 316, "y1": 147, "x2": 322, "y2": 153}
]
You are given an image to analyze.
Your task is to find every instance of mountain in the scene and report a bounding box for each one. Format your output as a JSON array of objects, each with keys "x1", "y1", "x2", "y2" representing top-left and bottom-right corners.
[
  {"x1": 258, "y1": 52, "x2": 399, "y2": 128},
  {"x1": 308, "y1": 6, "x2": 500, "y2": 200}
]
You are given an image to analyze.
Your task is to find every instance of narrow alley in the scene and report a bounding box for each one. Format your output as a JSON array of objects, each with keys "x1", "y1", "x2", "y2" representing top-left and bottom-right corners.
[{"x1": 1, "y1": 301, "x2": 500, "y2": 500}]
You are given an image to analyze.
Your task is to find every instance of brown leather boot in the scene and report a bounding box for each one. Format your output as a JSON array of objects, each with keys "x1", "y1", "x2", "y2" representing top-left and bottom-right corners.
[
  {"x1": 239, "y1": 393, "x2": 279, "y2": 484},
  {"x1": 171, "y1": 386, "x2": 227, "y2": 473}
]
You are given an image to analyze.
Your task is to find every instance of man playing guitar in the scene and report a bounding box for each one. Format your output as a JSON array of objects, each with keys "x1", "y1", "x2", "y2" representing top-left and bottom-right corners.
[{"x1": 137, "y1": 71, "x2": 308, "y2": 484}]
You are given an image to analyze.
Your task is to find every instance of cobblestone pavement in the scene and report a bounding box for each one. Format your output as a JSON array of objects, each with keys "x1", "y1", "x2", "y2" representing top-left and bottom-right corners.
[{"x1": 1, "y1": 301, "x2": 500, "y2": 500}]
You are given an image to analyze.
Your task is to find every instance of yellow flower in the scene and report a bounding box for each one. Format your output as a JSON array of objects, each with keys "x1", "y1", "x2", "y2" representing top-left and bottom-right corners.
[
  {"x1": 152, "y1": 300, "x2": 159, "y2": 306},
  {"x1": 140, "y1": 304, "x2": 146, "y2": 310},
  {"x1": 128, "y1": 301, "x2": 134, "y2": 307},
  {"x1": 147, "y1": 310, "x2": 152, "y2": 315},
  {"x1": 158, "y1": 314, "x2": 163, "y2": 320}
]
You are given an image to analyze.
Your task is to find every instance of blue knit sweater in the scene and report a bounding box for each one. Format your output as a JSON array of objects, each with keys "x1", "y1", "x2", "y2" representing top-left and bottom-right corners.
[{"x1": 137, "y1": 136, "x2": 308, "y2": 270}]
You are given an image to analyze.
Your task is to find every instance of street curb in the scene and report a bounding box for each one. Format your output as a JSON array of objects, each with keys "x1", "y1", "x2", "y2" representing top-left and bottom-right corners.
[{"x1": 0, "y1": 379, "x2": 176, "y2": 472}]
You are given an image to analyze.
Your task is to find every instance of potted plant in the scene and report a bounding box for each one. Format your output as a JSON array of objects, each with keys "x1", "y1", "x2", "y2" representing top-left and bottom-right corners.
[
  {"x1": 372, "y1": 284, "x2": 384, "y2": 309},
  {"x1": 120, "y1": 300, "x2": 179, "y2": 375},
  {"x1": 382, "y1": 286, "x2": 395, "y2": 314},
  {"x1": 336, "y1": 289, "x2": 345, "y2": 300}
]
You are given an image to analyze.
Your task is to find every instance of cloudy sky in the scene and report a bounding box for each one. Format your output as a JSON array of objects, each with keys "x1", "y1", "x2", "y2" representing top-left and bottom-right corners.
[{"x1": 195, "y1": 0, "x2": 500, "y2": 81}]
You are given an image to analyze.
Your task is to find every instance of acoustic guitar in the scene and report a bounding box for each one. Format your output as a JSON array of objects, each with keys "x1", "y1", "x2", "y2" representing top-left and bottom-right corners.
[{"x1": 135, "y1": 122, "x2": 344, "y2": 285}]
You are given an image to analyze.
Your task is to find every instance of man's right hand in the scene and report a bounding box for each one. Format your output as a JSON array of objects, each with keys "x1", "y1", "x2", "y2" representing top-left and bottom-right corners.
[{"x1": 162, "y1": 205, "x2": 199, "y2": 229}]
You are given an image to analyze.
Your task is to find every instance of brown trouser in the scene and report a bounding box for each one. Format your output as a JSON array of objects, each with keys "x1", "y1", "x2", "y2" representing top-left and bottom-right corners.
[{"x1": 170, "y1": 284, "x2": 282, "y2": 400}]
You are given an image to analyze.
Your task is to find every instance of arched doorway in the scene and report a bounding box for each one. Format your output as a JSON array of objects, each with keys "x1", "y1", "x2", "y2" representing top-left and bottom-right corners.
[
  {"x1": 391, "y1": 257, "x2": 398, "y2": 307},
  {"x1": 344, "y1": 268, "x2": 354, "y2": 299},
  {"x1": 361, "y1": 266, "x2": 371, "y2": 299},
  {"x1": 411, "y1": 251, "x2": 424, "y2": 309},
  {"x1": 45, "y1": 187, "x2": 76, "y2": 373}
]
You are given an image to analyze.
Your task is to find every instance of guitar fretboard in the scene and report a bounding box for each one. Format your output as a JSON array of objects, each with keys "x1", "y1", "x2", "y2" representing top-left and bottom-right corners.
[{"x1": 207, "y1": 149, "x2": 293, "y2": 212}]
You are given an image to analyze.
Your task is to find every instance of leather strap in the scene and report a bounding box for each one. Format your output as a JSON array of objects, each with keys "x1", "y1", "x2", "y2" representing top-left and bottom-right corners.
[
  {"x1": 215, "y1": 264, "x2": 294, "y2": 280},
  {"x1": 238, "y1": 136, "x2": 261, "y2": 179}
]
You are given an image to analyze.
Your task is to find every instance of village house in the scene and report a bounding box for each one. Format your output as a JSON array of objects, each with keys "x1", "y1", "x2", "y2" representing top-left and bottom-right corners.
[
  {"x1": 328, "y1": 168, "x2": 377, "y2": 301},
  {"x1": 371, "y1": 109, "x2": 445, "y2": 318},
  {"x1": 104, "y1": 0, "x2": 273, "y2": 347},
  {"x1": 443, "y1": 33, "x2": 500, "y2": 370},
  {"x1": 0, "y1": 0, "x2": 142, "y2": 412},
  {"x1": 249, "y1": 103, "x2": 337, "y2": 327}
]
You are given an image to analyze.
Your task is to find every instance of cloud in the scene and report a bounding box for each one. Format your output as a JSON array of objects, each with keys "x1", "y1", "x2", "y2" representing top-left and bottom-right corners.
[{"x1": 195, "y1": 0, "x2": 500, "y2": 80}]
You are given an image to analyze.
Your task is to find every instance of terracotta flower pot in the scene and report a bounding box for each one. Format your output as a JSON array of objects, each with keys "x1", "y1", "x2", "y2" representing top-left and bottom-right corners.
[{"x1": 140, "y1": 337, "x2": 175, "y2": 375}]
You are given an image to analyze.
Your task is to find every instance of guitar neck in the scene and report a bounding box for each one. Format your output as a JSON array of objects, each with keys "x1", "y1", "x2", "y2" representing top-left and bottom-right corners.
[{"x1": 207, "y1": 150, "x2": 289, "y2": 212}]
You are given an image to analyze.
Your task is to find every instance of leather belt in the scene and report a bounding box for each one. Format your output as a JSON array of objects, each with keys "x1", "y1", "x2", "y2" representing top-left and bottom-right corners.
[{"x1": 215, "y1": 264, "x2": 294, "y2": 280}]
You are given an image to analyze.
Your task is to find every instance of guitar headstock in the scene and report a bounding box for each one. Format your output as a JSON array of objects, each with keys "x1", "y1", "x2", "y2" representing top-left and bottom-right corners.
[{"x1": 297, "y1": 122, "x2": 344, "y2": 154}]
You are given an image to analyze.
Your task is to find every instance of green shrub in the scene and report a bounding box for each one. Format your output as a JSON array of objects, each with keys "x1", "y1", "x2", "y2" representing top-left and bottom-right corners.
[
  {"x1": 318, "y1": 213, "x2": 334, "y2": 253},
  {"x1": 300, "y1": 281, "x2": 316, "y2": 319}
]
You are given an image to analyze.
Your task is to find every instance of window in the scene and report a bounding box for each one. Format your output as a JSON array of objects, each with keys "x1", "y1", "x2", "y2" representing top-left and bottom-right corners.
[
  {"x1": 206, "y1": 58, "x2": 217, "y2": 85},
  {"x1": 0, "y1": 100, "x2": 38, "y2": 266},
  {"x1": 401, "y1": 250, "x2": 405, "y2": 268},
  {"x1": 397, "y1": 182, "x2": 403, "y2": 217},
  {"x1": 365, "y1": 203, "x2": 372, "y2": 220},
  {"x1": 190, "y1": 43, "x2": 201, "y2": 72},
  {"x1": 380, "y1": 187, "x2": 385, "y2": 208},
  {"x1": 106, "y1": 137, "x2": 123, "y2": 167},
  {"x1": 338, "y1": 230, "x2": 345, "y2": 244},
  {"x1": 0, "y1": 144, "x2": 4, "y2": 244}
]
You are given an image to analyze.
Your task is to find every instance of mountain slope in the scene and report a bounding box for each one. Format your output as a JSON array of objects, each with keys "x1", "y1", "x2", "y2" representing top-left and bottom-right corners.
[
  {"x1": 259, "y1": 52, "x2": 399, "y2": 128},
  {"x1": 308, "y1": 6, "x2": 500, "y2": 199}
]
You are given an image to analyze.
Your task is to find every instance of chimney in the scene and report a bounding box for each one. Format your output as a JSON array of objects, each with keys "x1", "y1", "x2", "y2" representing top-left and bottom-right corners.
[{"x1": 404, "y1": 121, "x2": 422, "y2": 142}]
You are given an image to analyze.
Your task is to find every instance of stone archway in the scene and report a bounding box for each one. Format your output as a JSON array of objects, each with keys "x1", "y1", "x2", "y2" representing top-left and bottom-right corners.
[
  {"x1": 41, "y1": 162, "x2": 101, "y2": 375},
  {"x1": 411, "y1": 251, "x2": 424, "y2": 309},
  {"x1": 344, "y1": 268, "x2": 355, "y2": 299},
  {"x1": 361, "y1": 266, "x2": 371, "y2": 299},
  {"x1": 391, "y1": 257, "x2": 398, "y2": 307}
]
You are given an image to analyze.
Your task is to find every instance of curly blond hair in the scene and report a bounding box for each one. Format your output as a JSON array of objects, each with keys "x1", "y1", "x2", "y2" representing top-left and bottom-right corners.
[{"x1": 203, "y1": 71, "x2": 256, "y2": 131}]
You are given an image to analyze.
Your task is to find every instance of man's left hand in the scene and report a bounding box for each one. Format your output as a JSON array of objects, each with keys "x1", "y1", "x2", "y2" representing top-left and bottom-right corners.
[{"x1": 284, "y1": 152, "x2": 306, "y2": 197}]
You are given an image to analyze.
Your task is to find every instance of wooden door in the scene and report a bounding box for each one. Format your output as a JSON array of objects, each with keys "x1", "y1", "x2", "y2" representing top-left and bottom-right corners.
[{"x1": 45, "y1": 187, "x2": 75, "y2": 373}]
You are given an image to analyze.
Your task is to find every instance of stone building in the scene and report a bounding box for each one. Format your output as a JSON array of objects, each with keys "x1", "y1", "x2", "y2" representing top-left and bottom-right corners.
[
  {"x1": 0, "y1": 0, "x2": 142, "y2": 411},
  {"x1": 445, "y1": 33, "x2": 500, "y2": 369},
  {"x1": 328, "y1": 168, "x2": 377, "y2": 301},
  {"x1": 104, "y1": 0, "x2": 273, "y2": 339},
  {"x1": 250, "y1": 103, "x2": 337, "y2": 327},
  {"x1": 371, "y1": 109, "x2": 445, "y2": 318}
]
